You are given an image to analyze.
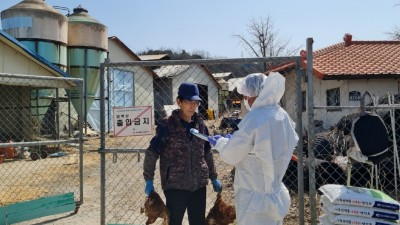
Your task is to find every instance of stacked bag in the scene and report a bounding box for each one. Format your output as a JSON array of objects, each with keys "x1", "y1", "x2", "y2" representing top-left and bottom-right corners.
[{"x1": 319, "y1": 184, "x2": 400, "y2": 225}]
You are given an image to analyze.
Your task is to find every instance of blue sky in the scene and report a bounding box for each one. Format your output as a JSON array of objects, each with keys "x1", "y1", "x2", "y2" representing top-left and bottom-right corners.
[{"x1": 1, "y1": 0, "x2": 399, "y2": 58}]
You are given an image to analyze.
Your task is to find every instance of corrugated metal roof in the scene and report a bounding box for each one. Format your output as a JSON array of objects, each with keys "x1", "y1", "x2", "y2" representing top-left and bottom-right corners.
[
  {"x1": 212, "y1": 72, "x2": 232, "y2": 78},
  {"x1": 153, "y1": 65, "x2": 193, "y2": 78},
  {"x1": 153, "y1": 64, "x2": 221, "y2": 88},
  {"x1": 0, "y1": 29, "x2": 69, "y2": 78},
  {"x1": 138, "y1": 54, "x2": 170, "y2": 61}
]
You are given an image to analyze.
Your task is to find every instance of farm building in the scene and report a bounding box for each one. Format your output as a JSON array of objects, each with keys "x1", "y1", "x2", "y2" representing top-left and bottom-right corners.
[
  {"x1": 87, "y1": 36, "x2": 157, "y2": 131},
  {"x1": 0, "y1": 29, "x2": 75, "y2": 142},
  {"x1": 153, "y1": 64, "x2": 221, "y2": 122},
  {"x1": 271, "y1": 33, "x2": 400, "y2": 130},
  {"x1": 1, "y1": 1, "x2": 109, "y2": 136}
]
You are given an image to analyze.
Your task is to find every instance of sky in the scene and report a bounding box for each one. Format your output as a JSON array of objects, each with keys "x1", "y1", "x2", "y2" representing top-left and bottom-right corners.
[{"x1": 0, "y1": 0, "x2": 399, "y2": 58}]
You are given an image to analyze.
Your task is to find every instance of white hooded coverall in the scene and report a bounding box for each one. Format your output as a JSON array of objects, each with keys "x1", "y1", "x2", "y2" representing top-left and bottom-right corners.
[{"x1": 214, "y1": 72, "x2": 299, "y2": 225}]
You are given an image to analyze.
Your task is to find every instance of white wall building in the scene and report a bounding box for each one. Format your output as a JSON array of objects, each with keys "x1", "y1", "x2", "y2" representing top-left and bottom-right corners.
[
  {"x1": 271, "y1": 34, "x2": 400, "y2": 131},
  {"x1": 87, "y1": 36, "x2": 157, "y2": 131},
  {"x1": 154, "y1": 64, "x2": 220, "y2": 121}
]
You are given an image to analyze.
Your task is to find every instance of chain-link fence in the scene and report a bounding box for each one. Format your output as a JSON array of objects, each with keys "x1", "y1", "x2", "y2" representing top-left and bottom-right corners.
[
  {"x1": 98, "y1": 56, "x2": 400, "y2": 225},
  {"x1": 98, "y1": 57, "x2": 304, "y2": 225},
  {"x1": 0, "y1": 73, "x2": 84, "y2": 219},
  {"x1": 298, "y1": 39, "x2": 400, "y2": 224},
  {"x1": 2, "y1": 49, "x2": 398, "y2": 225},
  {"x1": 310, "y1": 102, "x2": 400, "y2": 193},
  {"x1": 307, "y1": 93, "x2": 400, "y2": 210}
]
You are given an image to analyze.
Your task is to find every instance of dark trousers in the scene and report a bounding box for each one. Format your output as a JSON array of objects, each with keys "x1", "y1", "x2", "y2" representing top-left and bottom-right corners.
[{"x1": 164, "y1": 186, "x2": 206, "y2": 225}]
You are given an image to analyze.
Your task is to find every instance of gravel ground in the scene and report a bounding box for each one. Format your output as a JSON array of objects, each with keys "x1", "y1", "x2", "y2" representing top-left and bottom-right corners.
[
  {"x1": 14, "y1": 149, "x2": 101, "y2": 225},
  {"x1": 2, "y1": 134, "x2": 319, "y2": 225}
]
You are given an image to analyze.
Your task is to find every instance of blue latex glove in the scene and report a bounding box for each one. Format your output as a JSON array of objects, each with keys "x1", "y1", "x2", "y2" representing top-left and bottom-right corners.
[
  {"x1": 212, "y1": 178, "x2": 223, "y2": 193},
  {"x1": 208, "y1": 135, "x2": 222, "y2": 146},
  {"x1": 145, "y1": 180, "x2": 154, "y2": 196},
  {"x1": 224, "y1": 134, "x2": 233, "y2": 139}
]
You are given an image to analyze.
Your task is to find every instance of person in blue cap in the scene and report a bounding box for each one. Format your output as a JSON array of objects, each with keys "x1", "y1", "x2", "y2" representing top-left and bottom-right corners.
[{"x1": 143, "y1": 82, "x2": 222, "y2": 225}]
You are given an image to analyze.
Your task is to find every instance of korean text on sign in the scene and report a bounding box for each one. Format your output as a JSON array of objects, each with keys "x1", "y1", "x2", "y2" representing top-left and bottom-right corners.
[{"x1": 113, "y1": 106, "x2": 153, "y2": 137}]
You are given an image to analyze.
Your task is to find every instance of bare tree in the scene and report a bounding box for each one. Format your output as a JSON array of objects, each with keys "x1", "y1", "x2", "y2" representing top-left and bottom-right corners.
[
  {"x1": 233, "y1": 15, "x2": 299, "y2": 59},
  {"x1": 387, "y1": 26, "x2": 400, "y2": 40},
  {"x1": 387, "y1": 3, "x2": 400, "y2": 40}
]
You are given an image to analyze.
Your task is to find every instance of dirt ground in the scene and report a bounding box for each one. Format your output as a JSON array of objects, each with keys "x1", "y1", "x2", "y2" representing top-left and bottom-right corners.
[{"x1": 0, "y1": 134, "x2": 321, "y2": 225}]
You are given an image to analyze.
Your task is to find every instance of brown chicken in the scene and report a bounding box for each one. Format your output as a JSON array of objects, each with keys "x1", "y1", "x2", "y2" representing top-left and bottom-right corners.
[
  {"x1": 205, "y1": 193, "x2": 236, "y2": 225},
  {"x1": 140, "y1": 191, "x2": 170, "y2": 225}
]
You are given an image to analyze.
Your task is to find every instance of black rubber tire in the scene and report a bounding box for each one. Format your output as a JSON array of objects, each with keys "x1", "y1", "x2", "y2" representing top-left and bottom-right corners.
[
  {"x1": 30, "y1": 152, "x2": 40, "y2": 161},
  {"x1": 40, "y1": 150, "x2": 48, "y2": 159}
]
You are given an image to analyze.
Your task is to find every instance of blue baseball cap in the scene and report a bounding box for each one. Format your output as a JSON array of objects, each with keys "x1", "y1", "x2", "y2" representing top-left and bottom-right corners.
[{"x1": 178, "y1": 82, "x2": 202, "y2": 101}]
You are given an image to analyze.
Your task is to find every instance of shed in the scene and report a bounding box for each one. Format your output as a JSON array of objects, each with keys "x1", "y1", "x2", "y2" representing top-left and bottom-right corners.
[
  {"x1": 153, "y1": 64, "x2": 220, "y2": 122},
  {"x1": 0, "y1": 29, "x2": 75, "y2": 141}
]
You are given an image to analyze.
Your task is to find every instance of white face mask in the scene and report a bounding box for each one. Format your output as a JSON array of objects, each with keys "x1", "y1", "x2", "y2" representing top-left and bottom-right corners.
[{"x1": 244, "y1": 98, "x2": 252, "y2": 111}]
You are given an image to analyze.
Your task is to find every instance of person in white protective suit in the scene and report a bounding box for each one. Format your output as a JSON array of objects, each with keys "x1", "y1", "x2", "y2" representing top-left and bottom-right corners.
[{"x1": 209, "y1": 72, "x2": 299, "y2": 225}]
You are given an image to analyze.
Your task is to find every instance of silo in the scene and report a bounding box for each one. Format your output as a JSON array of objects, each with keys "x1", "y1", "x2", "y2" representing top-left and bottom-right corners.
[
  {"x1": 1, "y1": 0, "x2": 68, "y2": 136},
  {"x1": 67, "y1": 6, "x2": 108, "y2": 119},
  {"x1": 0, "y1": 0, "x2": 68, "y2": 71}
]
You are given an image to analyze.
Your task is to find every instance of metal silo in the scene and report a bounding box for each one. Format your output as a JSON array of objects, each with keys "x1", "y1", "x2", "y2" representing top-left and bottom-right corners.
[
  {"x1": 67, "y1": 6, "x2": 108, "y2": 120},
  {"x1": 1, "y1": 0, "x2": 68, "y2": 135},
  {"x1": 1, "y1": 0, "x2": 68, "y2": 71}
]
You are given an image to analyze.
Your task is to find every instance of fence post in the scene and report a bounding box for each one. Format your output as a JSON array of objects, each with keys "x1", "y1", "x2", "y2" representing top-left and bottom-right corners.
[
  {"x1": 306, "y1": 37, "x2": 317, "y2": 225},
  {"x1": 295, "y1": 57, "x2": 305, "y2": 225},
  {"x1": 100, "y1": 59, "x2": 108, "y2": 225}
]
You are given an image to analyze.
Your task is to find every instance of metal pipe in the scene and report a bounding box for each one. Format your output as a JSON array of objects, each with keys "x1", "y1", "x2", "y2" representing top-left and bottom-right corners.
[
  {"x1": 389, "y1": 94, "x2": 400, "y2": 199},
  {"x1": 56, "y1": 88, "x2": 60, "y2": 149},
  {"x1": 0, "y1": 139, "x2": 79, "y2": 148},
  {"x1": 295, "y1": 57, "x2": 305, "y2": 225},
  {"x1": 99, "y1": 148, "x2": 145, "y2": 153},
  {"x1": 100, "y1": 59, "x2": 107, "y2": 225},
  {"x1": 102, "y1": 57, "x2": 299, "y2": 67},
  {"x1": 84, "y1": 49, "x2": 88, "y2": 135},
  {"x1": 306, "y1": 37, "x2": 317, "y2": 225},
  {"x1": 314, "y1": 105, "x2": 400, "y2": 110},
  {"x1": 0, "y1": 72, "x2": 81, "y2": 83},
  {"x1": 78, "y1": 80, "x2": 84, "y2": 206}
]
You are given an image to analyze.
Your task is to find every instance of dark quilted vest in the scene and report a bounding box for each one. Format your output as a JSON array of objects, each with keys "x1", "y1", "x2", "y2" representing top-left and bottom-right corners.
[{"x1": 159, "y1": 110, "x2": 209, "y2": 191}]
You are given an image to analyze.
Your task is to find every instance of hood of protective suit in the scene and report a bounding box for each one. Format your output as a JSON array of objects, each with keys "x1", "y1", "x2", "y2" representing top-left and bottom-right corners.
[{"x1": 251, "y1": 72, "x2": 285, "y2": 109}]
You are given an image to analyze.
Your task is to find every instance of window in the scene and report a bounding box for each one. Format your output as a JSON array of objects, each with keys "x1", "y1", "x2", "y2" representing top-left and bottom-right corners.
[
  {"x1": 111, "y1": 69, "x2": 134, "y2": 107},
  {"x1": 326, "y1": 88, "x2": 340, "y2": 111}
]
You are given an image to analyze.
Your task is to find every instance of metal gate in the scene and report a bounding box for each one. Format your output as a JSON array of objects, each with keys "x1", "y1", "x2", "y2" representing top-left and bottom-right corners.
[
  {"x1": 0, "y1": 73, "x2": 84, "y2": 224},
  {"x1": 98, "y1": 57, "x2": 305, "y2": 225}
]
